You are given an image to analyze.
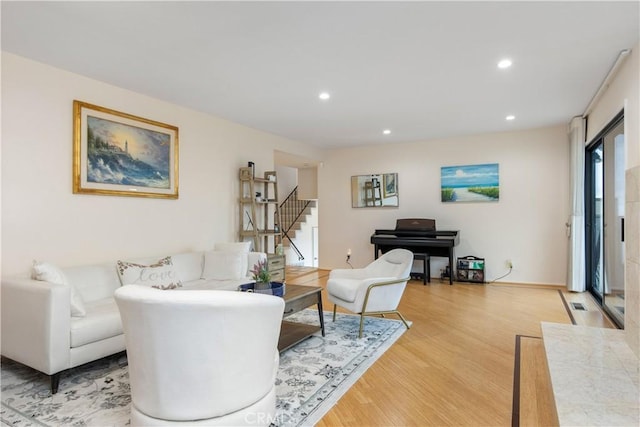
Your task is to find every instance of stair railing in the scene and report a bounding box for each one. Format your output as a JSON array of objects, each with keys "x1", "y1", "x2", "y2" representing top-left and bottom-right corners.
[{"x1": 279, "y1": 187, "x2": 312, "y2": 261}]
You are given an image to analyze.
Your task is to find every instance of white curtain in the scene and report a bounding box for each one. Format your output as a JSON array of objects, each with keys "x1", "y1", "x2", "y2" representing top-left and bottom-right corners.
[{"x1": 567, "y1": 116, "x2": 586, "y2": 292}]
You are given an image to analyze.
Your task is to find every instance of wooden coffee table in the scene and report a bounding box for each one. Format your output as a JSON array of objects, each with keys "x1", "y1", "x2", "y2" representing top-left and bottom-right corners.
[{"x1": 278, "y1": 284, "x2": 325, "y2": 352}]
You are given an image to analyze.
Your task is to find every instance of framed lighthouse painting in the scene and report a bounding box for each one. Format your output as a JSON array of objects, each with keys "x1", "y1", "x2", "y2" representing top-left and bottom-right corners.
[{"x1": 72, "y1": 100, "x2": 179, "y2": 199}]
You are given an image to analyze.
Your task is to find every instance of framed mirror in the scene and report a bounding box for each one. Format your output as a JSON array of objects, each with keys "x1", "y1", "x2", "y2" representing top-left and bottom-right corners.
[{"x1": 351, "y1": 173, "x2": 399, "y2": 208}]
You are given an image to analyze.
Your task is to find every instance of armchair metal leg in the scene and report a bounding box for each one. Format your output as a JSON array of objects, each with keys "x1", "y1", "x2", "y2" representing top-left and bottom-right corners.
[
  {"x1": 358, "y1": 310, "x2": 410, "y2": 338},
  {"x1": 395, "y1": 310, "x2": 411, "y2": 330},
  {"x1": 355, "y1": 276, "x2": 411, "y2": 339},
  {"x1": 332, "y1": 276, "x2": 411, "y2": 339}
]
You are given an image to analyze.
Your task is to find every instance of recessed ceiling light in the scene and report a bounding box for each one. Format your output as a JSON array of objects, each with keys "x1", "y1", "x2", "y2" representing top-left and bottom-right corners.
[
  {"x1": 506, "y1": 115, "x2": 515, "y2": 121},
  {"x1": 383, "y1": 129, "x2": 391, "y2": 135},
  {"x1": 498, "y1": 59, "x2": 512, "y2": 69},
  {"x1": 318, "y1": 92, "x2": 330, "y2": 100}
]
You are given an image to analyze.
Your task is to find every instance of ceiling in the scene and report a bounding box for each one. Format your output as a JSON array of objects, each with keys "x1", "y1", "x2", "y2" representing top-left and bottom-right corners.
[{"x1": 2, "y1": 1, "x2": 639, "y2": 149}]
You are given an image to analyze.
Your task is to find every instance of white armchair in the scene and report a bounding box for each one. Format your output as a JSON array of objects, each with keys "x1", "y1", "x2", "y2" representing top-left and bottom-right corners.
[
  {"x1": 327, "y1": 248, "x2": 413, "y2": 338},
  {"x1": 115, "y1": 285, "x2": 285, "y2": 426}
]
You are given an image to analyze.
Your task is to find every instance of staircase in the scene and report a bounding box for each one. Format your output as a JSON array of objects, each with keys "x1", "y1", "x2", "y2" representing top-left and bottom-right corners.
[{"x1": 279, "y1": 187, "x2": 317, "y2": 261}]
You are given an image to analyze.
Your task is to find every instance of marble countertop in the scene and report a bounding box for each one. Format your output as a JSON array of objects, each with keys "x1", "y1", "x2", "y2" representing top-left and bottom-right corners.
[{"x1": 541, "y1": 322, "x2": 639, "y2": 426}]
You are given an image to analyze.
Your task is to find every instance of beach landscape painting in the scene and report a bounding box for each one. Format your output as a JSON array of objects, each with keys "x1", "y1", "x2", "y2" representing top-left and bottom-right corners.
[
  {"x1": 441, "y1": 163, "x2": 499, "y2": 203},
  {"x1": 73, "y1": 101, "x2": 179, "y2": 199}
]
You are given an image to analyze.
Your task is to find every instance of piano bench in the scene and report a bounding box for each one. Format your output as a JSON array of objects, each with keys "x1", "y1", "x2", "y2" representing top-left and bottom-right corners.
[{"x1": 413, "y1": 253, "x2": 431, "y2": 285}]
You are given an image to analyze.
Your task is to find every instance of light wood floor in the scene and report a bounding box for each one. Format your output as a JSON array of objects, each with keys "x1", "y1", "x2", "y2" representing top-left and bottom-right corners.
[{"x1": 284, "y1": 267, "x2": 615, "y2": 426}]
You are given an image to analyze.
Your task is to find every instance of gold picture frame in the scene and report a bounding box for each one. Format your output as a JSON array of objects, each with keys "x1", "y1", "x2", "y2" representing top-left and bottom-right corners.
[{"x1": 73, "y1": 100, "x2": 179, "y2": 199}]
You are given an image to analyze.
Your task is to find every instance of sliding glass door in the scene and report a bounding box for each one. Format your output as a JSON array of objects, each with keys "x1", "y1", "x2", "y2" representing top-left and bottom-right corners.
[
  {"x1": 586, "y1": 113, "x2": 625, "y2": 327},
  {"x1": 586, "y1": 141, "x2": 604, "y2": 301}
]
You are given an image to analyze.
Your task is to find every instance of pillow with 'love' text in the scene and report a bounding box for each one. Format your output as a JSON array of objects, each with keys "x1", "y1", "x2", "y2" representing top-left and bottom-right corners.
[{"x1": 117, "y1": 256, "x2": 183, "y2": 290}]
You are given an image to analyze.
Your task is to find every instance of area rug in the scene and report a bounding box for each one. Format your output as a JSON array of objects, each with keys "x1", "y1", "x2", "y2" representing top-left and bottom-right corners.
[{"x1": 1, "y1": 310, "x2": 407, "y2": 426}]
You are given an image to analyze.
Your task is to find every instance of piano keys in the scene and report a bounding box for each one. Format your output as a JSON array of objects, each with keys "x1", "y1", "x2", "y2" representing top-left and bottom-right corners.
[{"x1": 370, "y1": 218, "x2": 459, "y2": 285}]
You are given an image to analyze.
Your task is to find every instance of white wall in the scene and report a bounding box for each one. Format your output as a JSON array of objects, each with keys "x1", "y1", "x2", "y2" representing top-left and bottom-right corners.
[
  {"x1": 319, "y1": 125, "x2": 571, "y2": 285},
  {"x1": 586, "y1": 43, "x2": 640, "y2": 357},
  {"x1": 586, "y1": 47, "x2": 639, "y2": 167},
  {"x1": 1, "y1": 53, "x2": 323, "y2": 275},
  {"x1": 274, "y1": 165, "x2": 297, "y2": 199},
  {"x1": 298, "y1": 167, "x2": 318, "y2": 200}
]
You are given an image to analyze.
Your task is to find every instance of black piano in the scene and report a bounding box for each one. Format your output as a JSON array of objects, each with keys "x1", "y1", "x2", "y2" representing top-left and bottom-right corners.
[{"x1": 370, "y1": 218, "x2": 459, "y2": 285}]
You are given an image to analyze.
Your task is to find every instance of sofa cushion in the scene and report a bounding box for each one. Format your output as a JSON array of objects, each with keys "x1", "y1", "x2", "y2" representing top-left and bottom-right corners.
[
  {"x1": 70, "y1": 298, "x2": 123, "y2": 348},
  {"x1": 202, "y1": 251, "x2": 245, "y2": 280},
  {"x1": 32, "y1": 260, "x2": 86, "y2": 317},
  {"x1": 117, "y1": 256, "x2": 183, "y2": 290}
]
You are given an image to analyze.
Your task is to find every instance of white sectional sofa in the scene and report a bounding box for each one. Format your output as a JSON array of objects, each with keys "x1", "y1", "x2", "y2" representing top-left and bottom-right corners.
[{"x1": 1, "y1": 246, "x2": 265, "y2": 394}]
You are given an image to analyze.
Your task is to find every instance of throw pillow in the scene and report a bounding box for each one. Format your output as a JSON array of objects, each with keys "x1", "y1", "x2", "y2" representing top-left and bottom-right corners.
[
  {"x1": 214, "y1": 242, "x2": 251, "y2": 275},
  {"x1": 32, "y1": 261, "x2": 87, "y2": 317},
  {"x1": 117, "y1": 256, "x2": 182, "y2": 290},
  {"x1": 202, "y1": 251, "x2": 245, "y2": 280}
]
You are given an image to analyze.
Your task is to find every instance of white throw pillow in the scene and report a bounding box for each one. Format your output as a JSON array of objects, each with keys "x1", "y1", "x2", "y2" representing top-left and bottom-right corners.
[
  {"x1": 32, "y1": 261, "x2": 86, "y2": 317},
  {"x1": 202, "y1": 251, "x2": 245, "y2": 280},
  {"x1": 117, "y1": 256, "x2": 183, "y2": 290},
  {"x1": 214, "y1": 242, "x2": 251, "y2": 275}
]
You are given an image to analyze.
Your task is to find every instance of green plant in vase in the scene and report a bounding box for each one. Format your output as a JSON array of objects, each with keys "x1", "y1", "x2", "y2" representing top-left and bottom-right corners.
[{"x1": 251, "y1": 259, "x2": 271, "y2": 290}]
